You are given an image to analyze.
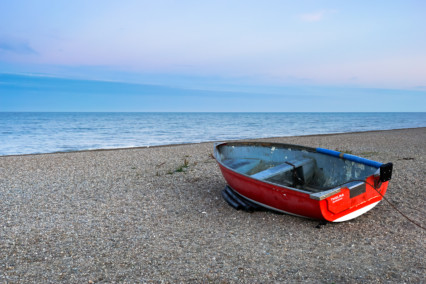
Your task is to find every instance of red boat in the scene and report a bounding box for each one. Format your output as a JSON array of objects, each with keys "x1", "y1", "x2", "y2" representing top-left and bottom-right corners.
[{"x1": 214, "y1": 142, "x2": 393, "y2": 222}]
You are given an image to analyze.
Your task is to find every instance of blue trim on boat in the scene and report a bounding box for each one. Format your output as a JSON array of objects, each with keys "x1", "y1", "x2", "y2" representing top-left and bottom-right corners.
[
  {"x1": 316, "y1": 148, "x2": 383, "y2": 168},
  {"x1": 316, "y1": 148, "x2": 341, "y2": 158}
]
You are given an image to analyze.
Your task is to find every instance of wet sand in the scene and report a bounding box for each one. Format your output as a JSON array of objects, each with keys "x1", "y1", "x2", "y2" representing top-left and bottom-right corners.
[{"x1": 1, "y1": 127, "x2": 425, "y2": 283}]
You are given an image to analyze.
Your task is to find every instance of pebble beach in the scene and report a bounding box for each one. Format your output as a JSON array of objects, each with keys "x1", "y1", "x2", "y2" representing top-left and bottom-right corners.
[{"x1": 1, "y1": 127, "x2": 425, "y2": 283}]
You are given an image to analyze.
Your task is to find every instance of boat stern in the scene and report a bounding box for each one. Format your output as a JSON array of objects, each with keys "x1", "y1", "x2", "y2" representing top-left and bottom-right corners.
[{"x1": 315, "y1": 174, "x2": 391, "y2": 222}]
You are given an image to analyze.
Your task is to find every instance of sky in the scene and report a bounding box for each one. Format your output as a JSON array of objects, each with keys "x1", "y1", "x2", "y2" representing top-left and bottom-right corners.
[{"x1": 0, "y1": 0, "x2": 425, "y2": 112}]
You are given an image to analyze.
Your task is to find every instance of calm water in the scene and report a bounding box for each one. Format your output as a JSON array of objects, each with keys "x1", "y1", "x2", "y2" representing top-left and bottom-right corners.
[{"x1": 1, "y1": 112, "x2": 425, "y2": 156}]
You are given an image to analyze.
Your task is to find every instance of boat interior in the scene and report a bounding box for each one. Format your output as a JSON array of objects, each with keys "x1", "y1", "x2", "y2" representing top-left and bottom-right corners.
[{"x1": 216, "y1": 143, "x2": 378, "y2": 194}]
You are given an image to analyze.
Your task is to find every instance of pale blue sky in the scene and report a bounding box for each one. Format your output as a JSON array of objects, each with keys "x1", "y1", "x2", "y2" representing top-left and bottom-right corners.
[{"x1": 0, "y1": 1, "x2": 425, "y2": 111}]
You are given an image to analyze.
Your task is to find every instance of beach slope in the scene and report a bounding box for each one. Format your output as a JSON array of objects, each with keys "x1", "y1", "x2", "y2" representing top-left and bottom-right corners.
[{"x1": 1, "y1": 128, "x2": 425, "y2": 282}]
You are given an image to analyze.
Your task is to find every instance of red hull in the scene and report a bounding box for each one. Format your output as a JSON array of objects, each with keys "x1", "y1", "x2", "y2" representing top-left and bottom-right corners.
[{"x1": 218, "y1": 163, "x2": 389, "y2": 222}]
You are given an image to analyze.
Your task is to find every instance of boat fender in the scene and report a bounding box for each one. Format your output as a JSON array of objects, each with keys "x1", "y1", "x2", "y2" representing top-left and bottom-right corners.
[
  {"x1": 221, "y1": 189, "x2": 242, "y2": 210},
  {"x1": 224, "y1": 186, "x2": 257, "y2": 212}
]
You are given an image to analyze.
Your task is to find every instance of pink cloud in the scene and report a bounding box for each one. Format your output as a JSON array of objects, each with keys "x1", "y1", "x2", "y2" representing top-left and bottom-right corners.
[{"x1": 300, "y1": 10, "x2": 336, "y2": 22}]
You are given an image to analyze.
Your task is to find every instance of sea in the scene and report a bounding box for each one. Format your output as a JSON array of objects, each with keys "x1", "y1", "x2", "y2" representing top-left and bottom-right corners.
[{"x1": 0, "y1": 112, "x2": 425, "y2": 156}]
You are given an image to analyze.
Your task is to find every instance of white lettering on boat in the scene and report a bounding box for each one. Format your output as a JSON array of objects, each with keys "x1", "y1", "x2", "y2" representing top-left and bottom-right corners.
[{"x1": 330, "y1": 193, "x2": 345, "y2": 203}]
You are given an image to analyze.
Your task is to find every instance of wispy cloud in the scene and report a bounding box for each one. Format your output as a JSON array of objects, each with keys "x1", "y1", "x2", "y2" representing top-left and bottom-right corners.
[
  {"x1": 299, "y1": 10, "x2": 336, "y2": 22},
  {"x1": 0, "y1": 36, "x2": 37, "y2": 54}
]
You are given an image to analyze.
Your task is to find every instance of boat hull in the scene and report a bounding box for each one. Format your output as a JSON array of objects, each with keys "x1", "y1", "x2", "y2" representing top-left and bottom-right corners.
[{"x1": 215, "y1": 142, "x2": 391, "y2": 222}]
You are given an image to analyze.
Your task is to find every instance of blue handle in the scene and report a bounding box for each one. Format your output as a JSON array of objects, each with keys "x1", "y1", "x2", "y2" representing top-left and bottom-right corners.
[{"x1": 316, "y1": 148, "x2": 383, "y2": 168}]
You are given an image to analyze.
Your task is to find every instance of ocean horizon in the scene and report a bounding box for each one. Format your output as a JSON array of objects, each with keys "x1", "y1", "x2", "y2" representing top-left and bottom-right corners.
[{"x1": 1, "y1": 112, "x2": 425, "y2": 156}]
